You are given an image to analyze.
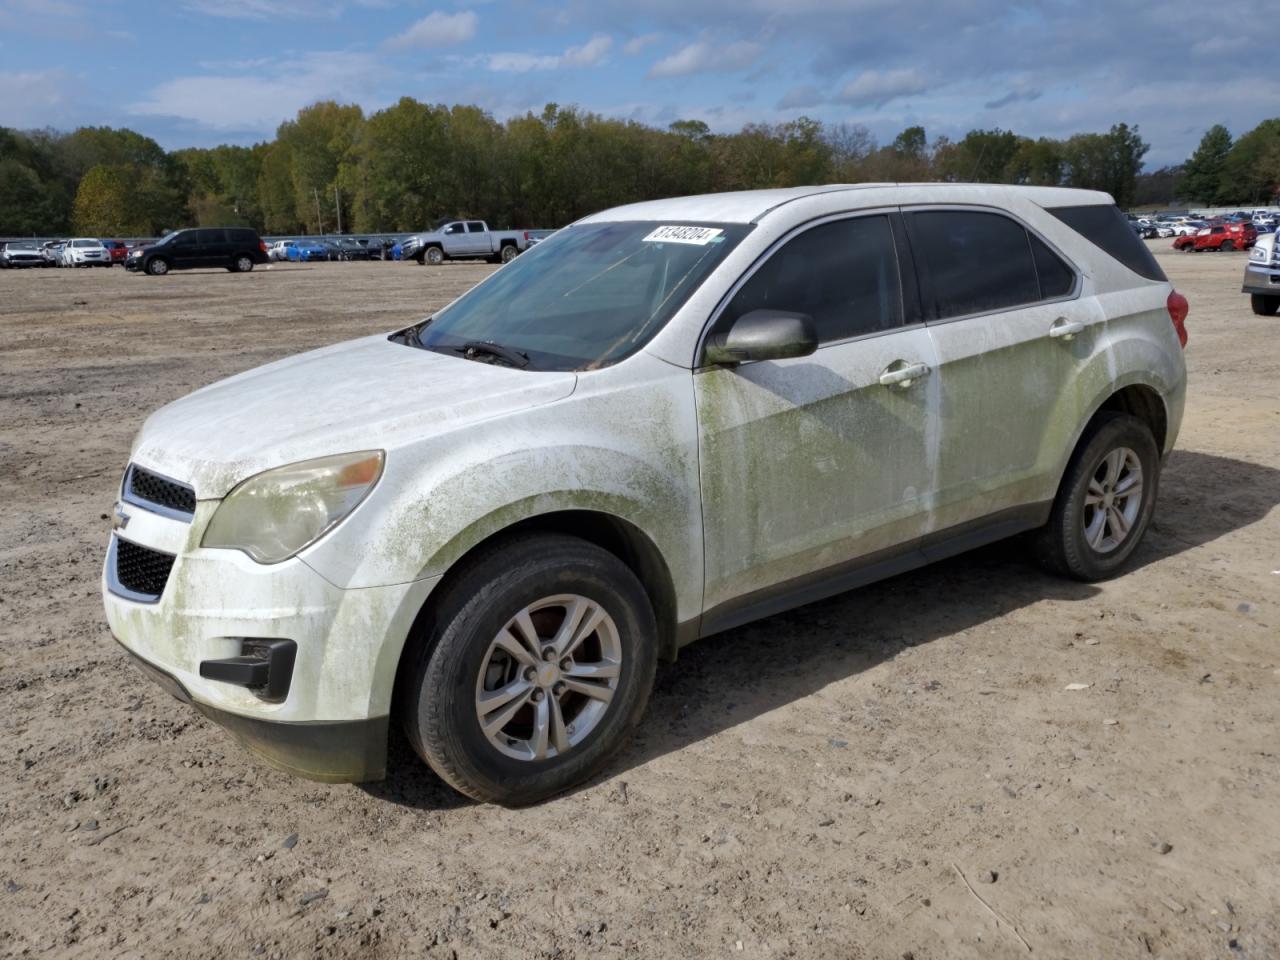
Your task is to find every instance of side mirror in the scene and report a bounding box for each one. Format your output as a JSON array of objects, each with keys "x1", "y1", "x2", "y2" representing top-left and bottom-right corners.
[{"x1": 704, "y1": 309, "x2": 818, "y2": 366}]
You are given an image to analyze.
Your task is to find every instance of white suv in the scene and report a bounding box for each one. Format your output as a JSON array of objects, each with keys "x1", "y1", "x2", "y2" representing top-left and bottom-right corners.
[{"x1": 104, "y1": 184, "x2": 1189, "y2": 803}]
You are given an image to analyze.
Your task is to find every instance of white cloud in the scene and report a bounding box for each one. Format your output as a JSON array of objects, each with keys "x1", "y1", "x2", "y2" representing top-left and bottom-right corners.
[
  {"x1": 480, "y1": 33, "x2": 612, "y2": 72},
  {"x1": 837, "y1": 68, "x2": 929, "y2": 107},
  {"x1": 562, "y1": 34, "x2": 612, "y2": 67},
  {"x1": 622, "y1": 32, "x2": 662, "y2": 55},
  {"x1": 387, "y1": 11, "x2": 478, "y2": 50},
  {"x1": 0, "y1": 69, "x2": 75, "y2": 129},
  {"x1": 648, "y1": 40, "x2": 762, "y2": 78},
  {"x1": 127, "y1": 52, "x2": 384, "y2": 132}
]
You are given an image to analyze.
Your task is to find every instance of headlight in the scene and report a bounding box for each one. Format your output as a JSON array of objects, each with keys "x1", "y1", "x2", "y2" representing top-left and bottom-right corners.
[{"x1": 202, "y1": 450, "x2": 384, "y2": 564}]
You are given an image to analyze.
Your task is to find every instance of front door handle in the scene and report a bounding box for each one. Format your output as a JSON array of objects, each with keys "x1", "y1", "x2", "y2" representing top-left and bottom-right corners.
[
  {"x1": 878, "y1": 361, "x2": 930, "y2": 388},
  {"x1": 1049, "y1": 317, "x2": 1086, "y2": 340}
]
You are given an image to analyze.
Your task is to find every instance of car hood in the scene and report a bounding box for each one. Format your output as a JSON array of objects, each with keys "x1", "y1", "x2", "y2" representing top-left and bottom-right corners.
[{"x1": 130, "y1": 334, "x2": 577, "y2": 499}]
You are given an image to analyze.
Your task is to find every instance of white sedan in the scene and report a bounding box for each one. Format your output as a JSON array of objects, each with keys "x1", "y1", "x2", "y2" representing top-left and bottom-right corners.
[{"x1": 62, "y1": 238, "x2": 111, "y2": 267}]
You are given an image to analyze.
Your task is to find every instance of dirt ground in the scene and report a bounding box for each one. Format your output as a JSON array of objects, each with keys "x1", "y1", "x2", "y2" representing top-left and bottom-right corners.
[{"x1": 1, "y1": 245, "x2": 1277, "y2": 960}]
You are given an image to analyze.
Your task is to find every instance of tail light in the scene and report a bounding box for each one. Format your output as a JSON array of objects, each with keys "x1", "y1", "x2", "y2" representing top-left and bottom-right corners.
[
  {"x1": 1167, "y1": 290, "x2": 1188, "y2": 349},
  {"x1": 260, "y1": 240, "x2": 268, "y2": 253},
  {"x1": 523, "y1": 231, "x2": 529, "y2": 242}
]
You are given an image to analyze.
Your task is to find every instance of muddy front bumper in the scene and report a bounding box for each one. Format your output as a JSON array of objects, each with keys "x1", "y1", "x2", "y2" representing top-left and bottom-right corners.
[{"x1": 101, "y1": 498, "x2": 439, "y2": 782}]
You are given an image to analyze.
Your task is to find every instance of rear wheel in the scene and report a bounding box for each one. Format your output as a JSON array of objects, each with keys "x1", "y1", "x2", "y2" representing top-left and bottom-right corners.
[
  {"x1": 234, "y1": 255, "x2": 254, "y2": 273},
  {"x1": 1251, "y1": 294, "x2": 1280, "y2": 316},
  {"x1": 1034, "y1": 412, "x2": 1160, "y2": 581},
  {"x1": 500, "y1": 244, "x2": 518, "y2": 264},
  {"x1": 402, "y1": 534, "x2": 657, "y2": 805},
  {"x1": 1220, "y1": 240, "x2": 1235, "y2": 252}
]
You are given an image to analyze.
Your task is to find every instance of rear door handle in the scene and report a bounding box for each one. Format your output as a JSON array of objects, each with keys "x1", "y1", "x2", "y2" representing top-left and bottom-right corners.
[
  {"x1": 1049, "y1": 318, "x2": 1086, "y2": 340},
  {"x1": 878, "y1": 361, "x2": 930, "y2": 387}
]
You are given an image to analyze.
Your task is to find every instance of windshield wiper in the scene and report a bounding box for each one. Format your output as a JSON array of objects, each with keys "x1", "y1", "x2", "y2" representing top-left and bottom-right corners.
[{"x1": 453, "y1": 340, "x2": 530, "y2": 369}]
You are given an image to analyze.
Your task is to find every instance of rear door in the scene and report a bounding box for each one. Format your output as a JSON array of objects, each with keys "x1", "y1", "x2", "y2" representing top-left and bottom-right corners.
[
  {"x1": 904, "y1": 207, "x2": 1095, "y2": 538},
  {"x1": 695, "y1": 211, "x2": 940, "y2": 625},
  {"x1": 462, "y1": 221, "x2": 489, "y2": 255},
  {"x1": 194, "y1": 229, "x2": 227, "y2": 267}
]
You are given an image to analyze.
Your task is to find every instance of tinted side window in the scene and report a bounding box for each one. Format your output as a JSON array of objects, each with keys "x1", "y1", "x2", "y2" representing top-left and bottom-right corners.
[
  {"x1": 229, "y1": 229, "x2": 255, "y2": 243},
  {"x1": 467, "y1": 222, "x2": 485, "y2": 233},
  {"x1": 195, "y1": 229, "x2": 226, "y2": 244},
  {"x1": 909, "y1": 210, "x2": 1039, "y2": 320},
  {"x1": 445, "y1": 223, "x2": 464, "y2": 235},
  {"x1": 1047, "y1": 204, "x2": 1167, "y2": 282},
  {"x1": 1030, "y1": 234, "x2": 1075, "y2": 299},
  {"x1": 716, "y1": 215, "x2": 903, "y2": 345}
]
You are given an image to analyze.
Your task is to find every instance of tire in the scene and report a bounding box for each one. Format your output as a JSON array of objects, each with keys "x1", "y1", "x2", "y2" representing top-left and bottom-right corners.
[
  {"x1": 146, "y1": 258, "x2": 169, "y2": 276},
  {"x1": 1033, "y1": 412, "x2": 1160, "y2": 582},
  {"x1": 500, "y1": 244, "x2": 518, "y2": 264},
  {"x1": 424, "y1": 246, "x2": 443, "y2": 266},
  {"x1": 1220, "y1": 240, "x2": 1235, "y2": 252},
  {"x1": 233, "y1": 255, "x2": 254, "y2": 273},
  {"x1": 402, "y1": 533, "x2": 658, "y2": 805},
  {"x1": 1251, "y1": 294, "x2": 1280, "y2": 316}
]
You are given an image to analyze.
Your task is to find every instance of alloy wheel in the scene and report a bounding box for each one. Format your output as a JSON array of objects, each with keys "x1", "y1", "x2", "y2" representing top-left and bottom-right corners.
[
  {"x1": 1082, "y1": 447, "x2": 1143, "y2": 554},
  {"x1": 474, "y1": 594, "x2": 621, "y2": 762}
]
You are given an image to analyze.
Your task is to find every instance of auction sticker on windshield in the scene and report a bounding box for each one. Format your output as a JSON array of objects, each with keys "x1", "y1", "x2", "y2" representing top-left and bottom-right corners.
[{"x1": 643, "y1": 225, "x2": 724, "y2": 245}]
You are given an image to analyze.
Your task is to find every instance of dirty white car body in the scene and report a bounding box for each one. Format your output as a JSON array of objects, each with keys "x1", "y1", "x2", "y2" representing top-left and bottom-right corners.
[{"x1": 104, "y1": 183, "x2": 1188, "y2": 798}]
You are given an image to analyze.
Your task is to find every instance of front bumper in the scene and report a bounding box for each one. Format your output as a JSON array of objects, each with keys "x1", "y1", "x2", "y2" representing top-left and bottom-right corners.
[
  {"x1": 102, "y1": 497, "x2": 439, "y2": 782},
  {"x1": 1242, "y1": 263, "x2": 1280, "y2": 296}
]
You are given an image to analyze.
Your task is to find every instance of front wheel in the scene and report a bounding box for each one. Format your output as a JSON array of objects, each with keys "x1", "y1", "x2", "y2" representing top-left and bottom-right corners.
[
  {"x1": 146, "y1": 258, "x2": 169, "y2": 276},
  {"x1": 1252, "y1": 294, "x2": 1280, "y2": 316},
  {"x1": 1033, "y1": 412, "x2": 1160, "y2": 581},
  {"x1": 402, "y1": 534, "x2": 657, "y2": 805},
  {"x1": 424, "y1": 246, "x2": 444, "y2": 265}
]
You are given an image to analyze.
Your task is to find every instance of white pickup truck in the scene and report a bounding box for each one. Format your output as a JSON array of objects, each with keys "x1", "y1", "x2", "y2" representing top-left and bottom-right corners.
[{"x1": 402, "y1": 220, "x2": 530, "y2": 265}]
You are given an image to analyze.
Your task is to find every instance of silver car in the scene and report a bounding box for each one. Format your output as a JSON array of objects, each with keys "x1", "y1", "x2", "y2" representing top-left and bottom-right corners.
[{"x1": 105, "y1": 184, "x2": 1187, "y2": 804}]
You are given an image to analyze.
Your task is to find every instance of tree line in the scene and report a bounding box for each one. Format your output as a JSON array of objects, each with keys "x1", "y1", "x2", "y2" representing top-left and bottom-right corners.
[{"x1": 2, "y1": 100, "x2": 1276, "y2": 238}]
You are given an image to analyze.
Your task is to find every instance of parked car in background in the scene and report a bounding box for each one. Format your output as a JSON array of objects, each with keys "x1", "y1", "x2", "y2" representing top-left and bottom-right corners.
[
  {"x1": 104, "y1": 184, "x2": 1188, "y2": 804},
  {"x1": 402, "y1": 220, "x2": 531, "y2": 265},
  {"x1": 1244, "y1": 231, "x2": 1280, "y2": 314},
  {"x1": 268, "y1": 240, "x2": 295, "y2": 262},
  {"x1": 101, "y1": 240, "x2": 128, "y2": 265},
  {"x1": 285, "y1": 239, "x2": 330, "y2": 262},
  {"x1": 330, "y1": 238, "x2": 372, "y2": 261},
  {"x1": 1, "y1": 241, "x2": 46, "y2": 268},
  {"x1": 1171, "y1": 220, "x2": 1205, "y2": 237},
  {"x1": 126, "y1": 227, "x2": 269, "y2": 275},
  {"x1": 63, "y1": 238, "x2": 111, "y2": 267},
  {"x1": 1172, "y1": 222, "x2": 1256, "y2": 252},
  {"x1": 41, "y1": 241, "x2": 65, "y2": 266},
  {"x1": 525, "y1": 229, "x2": 557, "y2": 248}
]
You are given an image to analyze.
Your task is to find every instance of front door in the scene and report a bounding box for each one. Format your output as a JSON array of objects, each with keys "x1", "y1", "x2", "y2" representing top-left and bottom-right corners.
[{"x1": 695, "y1": 212, "x2": 939, "y2": 624}]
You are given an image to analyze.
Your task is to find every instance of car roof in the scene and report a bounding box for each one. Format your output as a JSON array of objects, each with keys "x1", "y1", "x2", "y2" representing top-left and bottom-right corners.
[{"x1": 577, "y1": 183, "x2": 1116, "y2": 226}]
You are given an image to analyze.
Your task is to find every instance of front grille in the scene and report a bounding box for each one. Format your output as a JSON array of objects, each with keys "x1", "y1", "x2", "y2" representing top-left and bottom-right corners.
[
  {"x1": 115, "y1": 538, "x2": 176, "y2": 598},
  {"x1": 126, "y1": 465, "x2": 196, "y2": 516}
]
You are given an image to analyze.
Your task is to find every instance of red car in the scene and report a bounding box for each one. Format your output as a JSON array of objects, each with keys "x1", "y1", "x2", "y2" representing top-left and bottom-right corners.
[
  {"x1": 1173, "y1": 221, "x2": 1256, "y2": 252},
  {"x1": 102, "y1": 240, "x2": 129, "y2": 265}
]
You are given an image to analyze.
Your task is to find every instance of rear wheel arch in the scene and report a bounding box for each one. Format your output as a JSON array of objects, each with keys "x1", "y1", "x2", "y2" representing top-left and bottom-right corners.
[{"x1": 391, "y1": 509, "x2": 680, "y2": 725}]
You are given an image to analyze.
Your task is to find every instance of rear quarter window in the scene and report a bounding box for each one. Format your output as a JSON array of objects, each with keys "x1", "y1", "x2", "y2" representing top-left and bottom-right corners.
[{"x1": 1047, "y1": 204, "x2": 1167, "y2": 282}]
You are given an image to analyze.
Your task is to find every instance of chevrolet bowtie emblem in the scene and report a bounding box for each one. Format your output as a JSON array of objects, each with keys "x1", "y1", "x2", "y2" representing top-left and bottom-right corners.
[{"x1": 112, "y1": 503, "x2": 130, "y2": 531}]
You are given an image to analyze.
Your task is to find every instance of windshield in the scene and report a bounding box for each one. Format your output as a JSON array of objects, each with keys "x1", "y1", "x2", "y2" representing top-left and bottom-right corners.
[{"x1": 410, "y1": 220, "x2": 750, "y2": 371}]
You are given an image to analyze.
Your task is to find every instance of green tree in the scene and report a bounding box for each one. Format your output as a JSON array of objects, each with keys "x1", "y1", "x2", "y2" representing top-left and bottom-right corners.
[
  {"x1": 1062, "y1": 123, "x2": 1148, "y2": 207},
  {"x1": 1177, "y1": 125, "x2": 1233, "y2": 204},
  {"x1": 1218, "y1": 119, "x2": 1280, "y2": 205},
  {"x1": 71, "y1": 164, "x2": 149, "y2": 235}
]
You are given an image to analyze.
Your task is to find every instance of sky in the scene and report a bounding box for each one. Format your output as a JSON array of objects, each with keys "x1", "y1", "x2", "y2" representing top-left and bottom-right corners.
[{"x1": 0, "y1": 0, "x2": 1272, "y2": 168}]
